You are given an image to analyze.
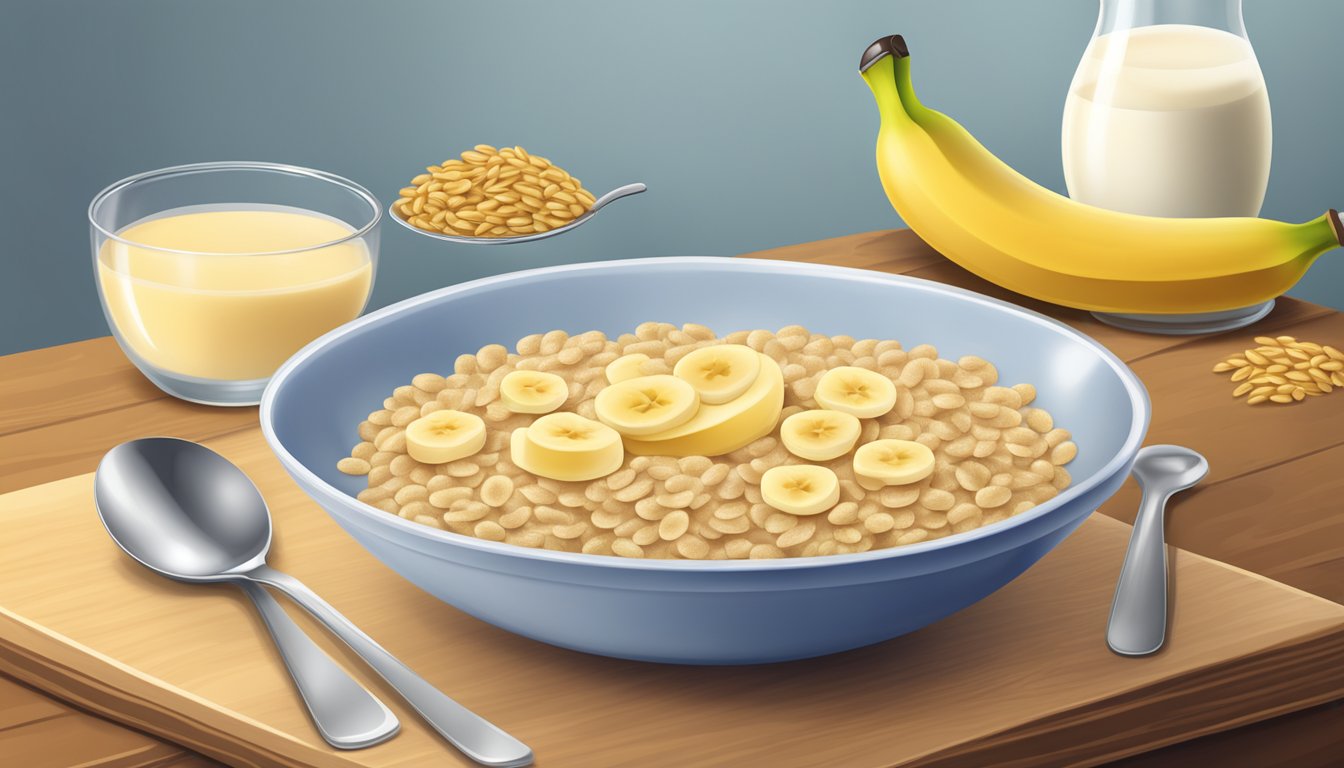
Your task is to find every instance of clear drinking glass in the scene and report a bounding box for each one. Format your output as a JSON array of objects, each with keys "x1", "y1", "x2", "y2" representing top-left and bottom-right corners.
[
  {"x1": 1062, "y1": 0, "x2": 1274, "y2": 333},
  {"x1": 90, "y1": 162, "x2": 381, "y2": 405}
]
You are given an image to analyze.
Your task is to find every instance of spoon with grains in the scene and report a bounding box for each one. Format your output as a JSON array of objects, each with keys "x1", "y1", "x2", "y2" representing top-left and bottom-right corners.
[{"x1": 391, "y1": 144, "x2": 645, "y2": 245}]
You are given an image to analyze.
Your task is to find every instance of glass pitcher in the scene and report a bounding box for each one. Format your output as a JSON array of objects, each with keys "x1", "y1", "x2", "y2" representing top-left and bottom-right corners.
[{"x1": 1062, "y1": 0, "x2": 1274, "y2": 333}]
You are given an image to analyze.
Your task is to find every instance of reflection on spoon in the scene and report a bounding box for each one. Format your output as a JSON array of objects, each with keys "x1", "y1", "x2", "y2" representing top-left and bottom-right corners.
[
  {"x1": 391, "y1": 182, "x2": 646, "y2": 245},
  {"x1": 95, "y1": 437, "x2": 534, "y2": 767}
]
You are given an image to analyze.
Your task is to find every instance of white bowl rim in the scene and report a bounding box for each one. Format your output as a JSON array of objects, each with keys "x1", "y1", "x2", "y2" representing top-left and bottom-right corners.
[{"x1": 261, "y1": 256, "x2": 1150, "y2": 572}]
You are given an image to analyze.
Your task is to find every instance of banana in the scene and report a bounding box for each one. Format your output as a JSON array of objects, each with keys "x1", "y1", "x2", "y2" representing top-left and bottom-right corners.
[
  {"x1": 673, "y1": 344, "x2": 761, "y2": 404},
  {"x1": 814, "y1": 366, "x2": 898, "y2": 419},
  {"x1": 595, "y1": 374, "x2": 700, "y2": 436},
  {"x1": 852, "y1": 438, "x2": 935, "y2": 489},
  {"x1": 761, "y1": 465, "x2": 841, "y2": 516},
  {"x1": 510, "y1": 412, "x2": 624, "y2": 482},
  {"x1": 624, "y1": 353, "x2": 784, "y2": 457},
  {"x1": 499, "y1": 370, "x2": 569, "y2": 414},
  {"x1": 606, "y1": 353, "x2": 651, "y2": 384},
  {"x1": 780, "y1": 409, "x2": 862, "y2": 461},
  {"x1": 405, "y1": 409, "x2": 487, "y2": 464},
  {"x1": 860, "y1": 35, "x2": 1342, "y2": 314}
]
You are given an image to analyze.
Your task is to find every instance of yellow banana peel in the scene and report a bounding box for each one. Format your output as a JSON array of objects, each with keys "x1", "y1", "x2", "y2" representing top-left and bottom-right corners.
[{"x1": 860, "y1": 35, "x2": 1341, "y2": 314}]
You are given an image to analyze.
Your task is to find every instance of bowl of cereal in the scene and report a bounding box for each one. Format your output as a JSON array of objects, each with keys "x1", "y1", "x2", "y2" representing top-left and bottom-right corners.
[{"x1": 261, "y1": 257, "x2": 1148, "y2": 664}]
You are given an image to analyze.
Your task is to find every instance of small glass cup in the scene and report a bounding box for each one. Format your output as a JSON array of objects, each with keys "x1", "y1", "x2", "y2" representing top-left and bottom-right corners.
[{"x1": 90, "y1": 162, "x2": 381, "y2": 406}]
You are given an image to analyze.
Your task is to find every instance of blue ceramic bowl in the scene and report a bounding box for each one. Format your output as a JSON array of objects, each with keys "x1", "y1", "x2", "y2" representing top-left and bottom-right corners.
[{"x1": 261, "y1": 257, "x2": 1148, "y2": 664}]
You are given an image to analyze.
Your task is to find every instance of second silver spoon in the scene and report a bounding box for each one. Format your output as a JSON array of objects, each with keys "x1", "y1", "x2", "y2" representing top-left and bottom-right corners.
[{"x1": 1106, "y1": 444, "x2": 1209, "y2": 657}]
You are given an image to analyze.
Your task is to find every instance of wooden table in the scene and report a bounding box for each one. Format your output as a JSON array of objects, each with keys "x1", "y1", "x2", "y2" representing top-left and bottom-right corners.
[{"x1": 1, "y1": 229, "x2": 1340, "y2": 767}]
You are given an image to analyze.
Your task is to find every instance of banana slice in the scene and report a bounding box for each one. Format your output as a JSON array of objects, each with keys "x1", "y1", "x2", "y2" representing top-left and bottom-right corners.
[
  {"x1": 594, "y1": 374, "x2": 700, "y2": 436},
  {"x1": 499, "y1": 370, "x2": 569, "y2": 414},
  {"x1": 511, "y1": 412, "x2": 624, "y2": 482},
  {"x1": 673, "y1": 344, "x2": 761, "y2": 404},
  {"x1": 405, "y1": 409, "x2": 487, "y2": 464},
  {"x1": 605, "y1": 353, "x2": 651, "y2": 384},
  {"x1": 624, "y1": 353, "x2": 784, "y2": 457},
  {"x1": 815, "y1": 366, "x2": 898, "y2": 418},
  {"x1": 761, "y1": 465, "x2": 840, "y2": 516},
  {"x1": 852, "y1": 439, "x2": 935, "y2": 487},
  {"x1": 780, "y1": 409, "x2": 862, "y2": 461}
]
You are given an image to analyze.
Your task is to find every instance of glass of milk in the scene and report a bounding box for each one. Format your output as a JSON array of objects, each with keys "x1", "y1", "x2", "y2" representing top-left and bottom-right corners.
[
  {"x1": 1062, "y1": 0, "x2": 1274, "y2": 333},
  {"x1": 90, "y1": 163, "x2": 382, "y2": 405}
]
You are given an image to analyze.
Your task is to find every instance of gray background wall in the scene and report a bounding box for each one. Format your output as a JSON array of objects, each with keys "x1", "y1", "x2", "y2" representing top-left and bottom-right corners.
[{"x1": 1, "y1": 0, "x2": 1339, "y2": 356}]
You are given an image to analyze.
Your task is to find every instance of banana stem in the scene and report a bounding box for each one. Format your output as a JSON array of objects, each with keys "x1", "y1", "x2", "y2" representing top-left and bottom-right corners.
[
  {"x1": 859, "y1": 35, "x2": 924, "y2": 129},
  {"x1": 1284, "y1": 211, "x2": 1341, "y2": 267},
  {"x1": 893, "y1": 56, "x2": 926, "y2": 120},
  {"x1": 860, "y1": 56, "x2": 904, "y2": 124},
  {"x1": 859, "y1": 34, "x2": 908, "y2": 73}
]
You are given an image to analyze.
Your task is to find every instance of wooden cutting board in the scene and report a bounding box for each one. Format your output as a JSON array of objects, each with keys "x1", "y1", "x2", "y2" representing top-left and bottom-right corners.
[{"x1": 1, "y1": 428, "x2": 1342, "y2": 768}]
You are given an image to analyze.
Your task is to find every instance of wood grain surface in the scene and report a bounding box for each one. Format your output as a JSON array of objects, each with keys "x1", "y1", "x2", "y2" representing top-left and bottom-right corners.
[
  {"x1": 0, "y1": 228, "x2": 1340, "y2": 766},
  {"x1": 2, "y1": 429, "x2": 1343, "y2": 768}
]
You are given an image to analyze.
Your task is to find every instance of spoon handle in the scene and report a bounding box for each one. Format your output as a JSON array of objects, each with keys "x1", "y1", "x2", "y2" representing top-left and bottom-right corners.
[
  {"x1": 240, "y1": 582, "x2": 399, "y2": 749},
  {"x1": 587, "y1": 182, "x2": 647, "y2": 213},
  {"x1": 246, "y1": 565, "x2": 533, "y2": 767},
  {"x1": 1106, "y1": 488, "x2": 1170, "y2": 656}
]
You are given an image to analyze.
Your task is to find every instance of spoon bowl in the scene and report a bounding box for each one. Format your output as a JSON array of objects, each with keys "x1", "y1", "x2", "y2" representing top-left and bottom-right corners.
[
  {"x1": 1132, "y1": 444, "x2": 1209, "y2": 492},
  {"x1": 95, "y1": 437, "x2": 271, "y2": 581},
  {"x1": 391, "y1": 182, "x2": 646, "y2": 245}
]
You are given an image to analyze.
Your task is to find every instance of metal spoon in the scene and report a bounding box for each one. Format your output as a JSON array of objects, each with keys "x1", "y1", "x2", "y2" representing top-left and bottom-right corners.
[
  {"x1": 391, "y1": 182, "x2": 646, "y2": 244},
  {"x1": 1106, "y1": 445, "x2": 1209, "y2": 657},
  {"x1": 95, "y1": 438, "x2": 534, "y2": 767},
  {"x1": 239, "y1": 581, "x2": 398, "y2": 748},
  {"x1": 93, "y1": 452, "x2": 397, "y2": 749}
]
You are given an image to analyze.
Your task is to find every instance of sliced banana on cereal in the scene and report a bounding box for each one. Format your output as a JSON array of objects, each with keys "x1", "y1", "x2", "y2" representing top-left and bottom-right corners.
[
  {"x1": 510, "y1": 412, "x2": 624, "y2": 482},
  {"x1": 405, "y1": 409, "x2": 487, "y2": 464},
  {"x1": 623, "y1": 353, "x2": 784, "y2": 457},
  {"x1": 852, "y1": 439, "x2": 935, "y2": 488},
  {"x1": 500, "y1": 370, "x2": 569, "y2": 414},
  {"x1": 815, "y1": 366, "x2": 898, "y2": 418},
  {"x1": 673, "y1": 344, "x2": 761, "y2": 404},
  {"x1": 605, "y1": 353, "x2": 651, "y2": 384},
  {"x1": 761, "y1": 465, "x2": 840, "y2": 516},
  {"x1": 780, "y1": 409, "x2": 862, "y2": 461},
  {"x1": 594, "y1": 374, "x2": 700, "y2": 436}
]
